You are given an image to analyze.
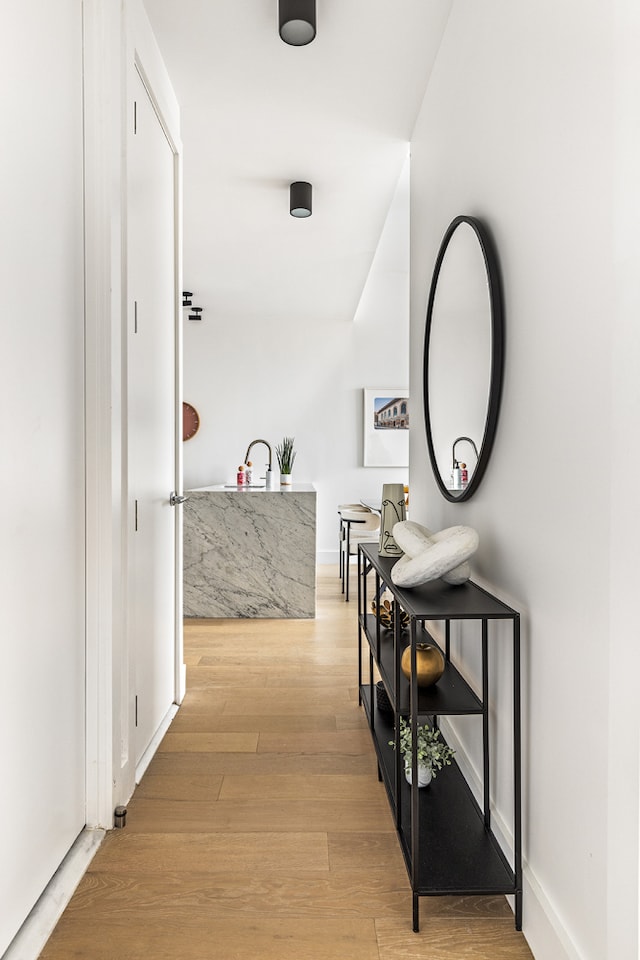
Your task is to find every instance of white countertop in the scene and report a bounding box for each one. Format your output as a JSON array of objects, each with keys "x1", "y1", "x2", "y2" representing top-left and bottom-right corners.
[{"x1": 187, "y1": 482, "x2": 316, "y2": 493}]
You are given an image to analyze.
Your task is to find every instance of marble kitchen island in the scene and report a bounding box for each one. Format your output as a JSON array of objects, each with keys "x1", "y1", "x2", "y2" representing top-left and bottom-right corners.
[{"x1": 183, "y1": 483, "x2": 317, "y2": 618}]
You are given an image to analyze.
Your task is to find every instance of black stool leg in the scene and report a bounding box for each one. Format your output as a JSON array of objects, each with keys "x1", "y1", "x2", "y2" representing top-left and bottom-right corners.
[{"x1": 345, "y1": 521, "x2": 352, "y2": 602}]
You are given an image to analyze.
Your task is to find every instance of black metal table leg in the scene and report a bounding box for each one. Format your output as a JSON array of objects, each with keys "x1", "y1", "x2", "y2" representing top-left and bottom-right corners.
[
  {"x1": 515, "y1": 889, "x2": 523, "y2": 930},
  {"x1": 482, "y1": 618, "x2": 490, "y2": 829},
  {"x1": 514, "y1": 614, "x2": 523, "y2": 930}
]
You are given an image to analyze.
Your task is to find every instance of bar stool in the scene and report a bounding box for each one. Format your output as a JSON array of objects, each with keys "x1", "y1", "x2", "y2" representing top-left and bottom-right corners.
[
  {"x1": 339, "y1": 508, "x2": 380, "y2": 601},
  {"x1": 337, "y1": 504, "x2": 370, "y2": 585}
]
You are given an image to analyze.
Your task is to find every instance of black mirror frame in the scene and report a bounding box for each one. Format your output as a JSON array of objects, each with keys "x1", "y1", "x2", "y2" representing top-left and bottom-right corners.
[{"x1": 423, "y1": 215, "x2": 504, "y2": 503}]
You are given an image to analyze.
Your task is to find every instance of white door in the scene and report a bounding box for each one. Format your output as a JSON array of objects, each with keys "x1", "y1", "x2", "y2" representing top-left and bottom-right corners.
[{"x1": 128, "y1": 69, "x2": 178, "y2": 765}]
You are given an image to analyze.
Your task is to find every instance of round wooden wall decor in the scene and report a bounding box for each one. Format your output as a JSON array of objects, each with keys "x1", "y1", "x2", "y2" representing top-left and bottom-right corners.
[{"x1": 183, "y1": 402, "x2": 200, "y2": 441}]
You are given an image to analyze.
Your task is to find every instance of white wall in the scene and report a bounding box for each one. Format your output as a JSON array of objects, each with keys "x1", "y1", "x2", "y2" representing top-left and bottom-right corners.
[
  {"x1": 0, "y1": 1, "x2": 86, "y2": 953},
  {"x1": 182, "y1": 158, "x2": 411, "y2": 561},
  {"x1": 410, "y1": 2, "x2": 639, "y2": 958},
  {"x1": 608, "y1": 1, "x2": 640, "y2": 955}
]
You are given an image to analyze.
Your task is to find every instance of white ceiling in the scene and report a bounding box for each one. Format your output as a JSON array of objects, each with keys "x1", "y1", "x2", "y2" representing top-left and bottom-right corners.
[{"x1": 143, "y1": 0, "x2": 452, "y2": 325}]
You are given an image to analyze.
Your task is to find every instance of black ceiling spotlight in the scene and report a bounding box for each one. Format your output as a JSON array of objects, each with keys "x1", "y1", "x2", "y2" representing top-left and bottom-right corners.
[
  {"x1": 290, "y1": 181, "x2": 312, "y2": 218},
  {"x1": 279, "y1": 0, "x2": 316, "y2": 46}
]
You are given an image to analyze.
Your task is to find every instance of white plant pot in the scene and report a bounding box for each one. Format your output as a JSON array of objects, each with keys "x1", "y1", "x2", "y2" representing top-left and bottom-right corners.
[
  {"x1": 280, "y1": 473, "x2": 293, "y2": 485},
  {"x1": 405, "y1": 761, "x2": 432, "y2": 788}
]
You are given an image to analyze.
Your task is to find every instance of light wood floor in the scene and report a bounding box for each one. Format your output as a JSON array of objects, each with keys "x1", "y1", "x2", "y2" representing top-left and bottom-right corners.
[{"x1": 40, "y1": 567, "x2": 533, "y2": 960}]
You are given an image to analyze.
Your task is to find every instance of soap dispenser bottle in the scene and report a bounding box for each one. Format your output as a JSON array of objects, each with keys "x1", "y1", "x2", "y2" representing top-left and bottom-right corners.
[{"x1": 244, "y1": 460, "x2": 253, "y2": 485}]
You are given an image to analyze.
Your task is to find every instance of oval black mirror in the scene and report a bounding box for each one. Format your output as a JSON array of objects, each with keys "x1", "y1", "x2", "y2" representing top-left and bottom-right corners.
[{"x1": 423, "y1": 216, "x2": 504, "y2": 502}]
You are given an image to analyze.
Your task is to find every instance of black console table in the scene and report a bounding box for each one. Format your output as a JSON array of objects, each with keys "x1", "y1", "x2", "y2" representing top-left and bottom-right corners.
[{"x1": 357, "y1": 541, "x2": 522, "y2": 932}]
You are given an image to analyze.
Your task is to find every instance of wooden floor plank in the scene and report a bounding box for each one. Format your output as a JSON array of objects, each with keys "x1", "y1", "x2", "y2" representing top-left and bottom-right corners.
[
  {"x1": 375, "y1": 917, "x2": 533, "y2": 959},
  {"x1": 169, "y1": 689, "x2": 227, "y2": 712},
  {"x1": 219, "y1": 773, "x2": 380, "y2": 801},
  {"x1": 145, "y1": 751, "x2": 378, "y2": 777},
  {"x1": 336, "y1": 703, "x2": 371, "y2": 729},
  {"x1": 184, "y1": 666, "x2": 269, "y2": 686},
  {"x1": 328, "y1": 831, "x2": 412, "y2": 874},
  {"x1": 265, "y1": 670, "x2": 357, "y2": 686},
  {"x1": 168, "y1": 711, "x2": 337, "y2": 734},
  {"x1": 58, "y1": 871, "x2": 414, "y2": 921},
  {"x1": 157, "y1": 731, "x2": 258, "y2": 753},
  {"x1": 134, "y1": 773, "x2": 223, "y2": 801},
  {"x1": 42, "y1": 917, "x2": 380, "y2": 960},
  {"x1": 256, "y1": 728, "x2": 373, "y2": 754},
  {"x1": 123, "y1": 797, "x2": 396, "y2": 833},
  {"x1": 221, "y1": 690, "x2": 355, "y2": 716},
  {"x1": 85, "y1": 831, "x2": 329, "y2": 874},
  {"x1": 199, "y1": 648, "x2": 356, "y2": 667},
  {"x1": 220, "y1": 699, "x2": 357, "y2": 717}
]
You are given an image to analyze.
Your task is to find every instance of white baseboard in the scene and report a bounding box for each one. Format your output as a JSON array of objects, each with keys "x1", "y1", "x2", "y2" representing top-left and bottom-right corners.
[
  {"x1": 2, "y1": 828, "x2": 105, "y2": 960},
  {"x1": 135, "y1": 702, "x2": 179, "y2": 784},
  {"x1": 521, "y1": 865, "x2": 584, "y2": 960},
  {"x1": 176, "y1": 661, "x2": 187, "y2": 704},
  {"x1": 317, "y1": 549, "x2": 339, "y2": 565},
  {"x1": 316, "y1": 550, "x2": 365, "y2": 566}
]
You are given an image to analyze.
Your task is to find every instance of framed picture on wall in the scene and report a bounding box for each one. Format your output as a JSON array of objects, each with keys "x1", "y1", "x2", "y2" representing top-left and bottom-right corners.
[{"x1": 363, "y1": 388, "x2": 410, "y2": 467}]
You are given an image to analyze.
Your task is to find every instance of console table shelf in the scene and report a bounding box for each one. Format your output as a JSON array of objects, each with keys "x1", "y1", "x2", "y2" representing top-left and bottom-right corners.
[
  {"x1": 361, "y1": 614, "x2": 483, "y2": 716},
  {"x1": 357, "y1": 542, "x2": 522, "y2": 933}
]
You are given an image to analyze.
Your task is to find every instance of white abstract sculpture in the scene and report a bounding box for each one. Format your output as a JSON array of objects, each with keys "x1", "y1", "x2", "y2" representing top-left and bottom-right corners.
[{"x1": 391, "y1": 520, "x2": 479, "y2": 588}]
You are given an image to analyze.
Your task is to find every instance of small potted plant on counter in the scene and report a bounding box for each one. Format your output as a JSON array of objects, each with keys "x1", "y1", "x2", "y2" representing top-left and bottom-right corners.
[
  {"x1": 275, "y1": 436, "x2": 296, "y2": 485},
  {"x1": 390, "y1": 717, "x2": 455, "y2": 787}
]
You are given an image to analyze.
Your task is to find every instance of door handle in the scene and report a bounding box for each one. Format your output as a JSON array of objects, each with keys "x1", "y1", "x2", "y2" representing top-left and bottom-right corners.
[{"x1": 169, "y1": 492, "x2": 189, "y2": 506}]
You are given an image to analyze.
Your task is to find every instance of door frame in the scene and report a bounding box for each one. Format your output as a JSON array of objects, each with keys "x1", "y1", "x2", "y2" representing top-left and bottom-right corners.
[{"x1": 84, "y1": 0, "x2": 184, "y2": 829}]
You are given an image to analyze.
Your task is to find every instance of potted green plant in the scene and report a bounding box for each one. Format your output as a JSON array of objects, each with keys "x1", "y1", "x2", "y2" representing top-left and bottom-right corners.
[
  {"x1": 275, "y1": 436, "x2": 296, "y2": 485},
  {"x1": 390, "y1": 717, "x2": 455, "y2": 787}
]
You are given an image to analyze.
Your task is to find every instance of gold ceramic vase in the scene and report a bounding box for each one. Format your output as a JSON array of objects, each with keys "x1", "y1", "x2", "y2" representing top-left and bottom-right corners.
[{"x1": 400, "y1": 643, "x2": 445, "y2": 688}]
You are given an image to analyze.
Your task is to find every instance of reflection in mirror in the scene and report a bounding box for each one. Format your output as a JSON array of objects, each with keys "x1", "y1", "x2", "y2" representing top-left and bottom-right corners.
[{"x1": 423, "y1": 216, "x2": 503, "y2": 502}]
